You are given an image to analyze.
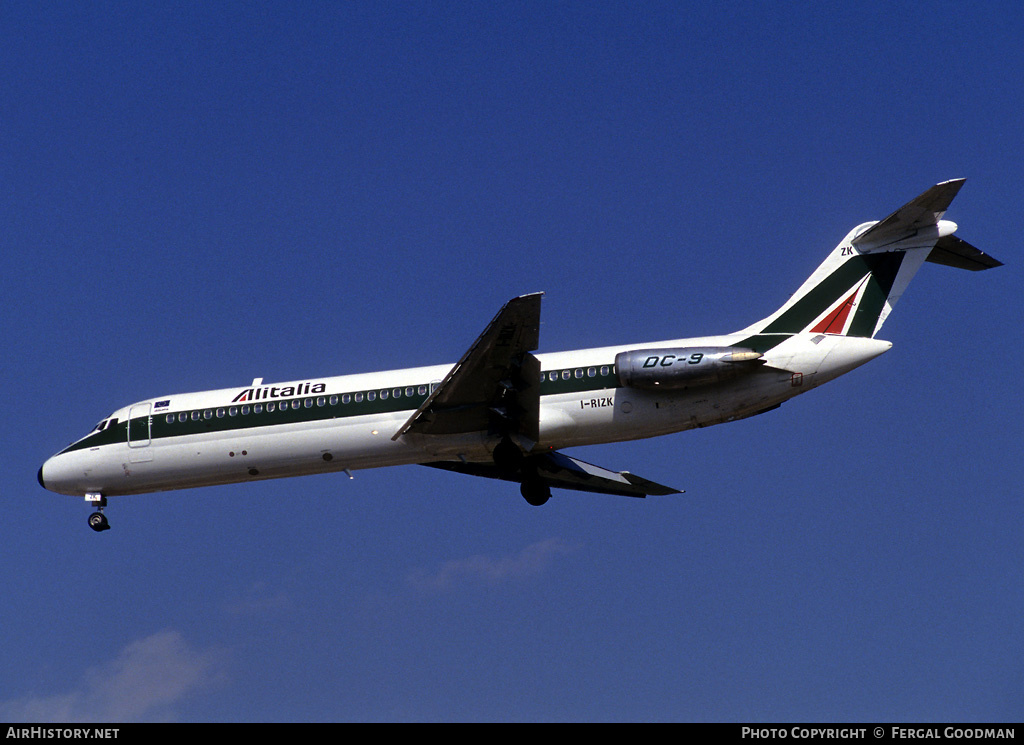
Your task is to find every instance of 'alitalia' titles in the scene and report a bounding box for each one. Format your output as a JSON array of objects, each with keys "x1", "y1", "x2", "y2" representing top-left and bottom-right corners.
[{"x1": 232, "y1": 381, "x2": 327, "y2": 403}]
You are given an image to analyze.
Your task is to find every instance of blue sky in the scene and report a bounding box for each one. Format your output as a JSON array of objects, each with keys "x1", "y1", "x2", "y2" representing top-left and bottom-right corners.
[{"x1": 3, "y1": 1, "x2": 1022, "y2": 722}]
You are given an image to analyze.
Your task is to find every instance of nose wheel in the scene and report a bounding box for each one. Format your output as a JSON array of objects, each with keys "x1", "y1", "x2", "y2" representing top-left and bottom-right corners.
[{"x1": 86, "y1": 494, "x2": 110, "y2": 532}]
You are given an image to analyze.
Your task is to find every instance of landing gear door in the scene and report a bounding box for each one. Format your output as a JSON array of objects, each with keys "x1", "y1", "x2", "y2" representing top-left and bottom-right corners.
[{"x1": 127, "y1": 403, "x2": 153, "y2": 462}]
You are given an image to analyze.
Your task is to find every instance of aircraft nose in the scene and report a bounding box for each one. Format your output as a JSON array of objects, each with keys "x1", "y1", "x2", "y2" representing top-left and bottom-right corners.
[
  {"x1": 38, "y1": 455, "x2": 70, "y2": 495},
  {"x1": 38, "y1": 451, "x2": 101, "y2": 496}
]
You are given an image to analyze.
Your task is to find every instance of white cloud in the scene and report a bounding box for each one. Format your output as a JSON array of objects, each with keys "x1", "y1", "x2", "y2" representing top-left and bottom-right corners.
[
  {"x1": 406, "y1": 537, "x2": 579, "y2": 593},
  {"x1": 1, "y1": 630, "x2": 224, "y2": 723}
]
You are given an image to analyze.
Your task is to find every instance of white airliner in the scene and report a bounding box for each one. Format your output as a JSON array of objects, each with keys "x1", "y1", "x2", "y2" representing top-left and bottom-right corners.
[{"x1": 39, "y1": 180, "x2": 1000, "y2": 531}]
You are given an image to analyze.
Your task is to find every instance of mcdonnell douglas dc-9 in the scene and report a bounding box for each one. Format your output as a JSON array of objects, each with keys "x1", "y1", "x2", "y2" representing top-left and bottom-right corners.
[{"x1": 39, "y1": 180, "x2": 1001, "y2": 531}]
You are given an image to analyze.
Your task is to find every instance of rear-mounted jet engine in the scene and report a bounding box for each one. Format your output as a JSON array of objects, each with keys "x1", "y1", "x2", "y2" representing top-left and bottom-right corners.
[{"x1": 615, "y1": 347, "x2": 764, "y2": 390}]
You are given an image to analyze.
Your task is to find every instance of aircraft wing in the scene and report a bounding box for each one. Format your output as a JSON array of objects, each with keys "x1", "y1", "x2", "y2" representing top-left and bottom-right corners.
[
  {"x1": 393, "y1": 292, "x2": 543, "y2": 444},
  {"x1": 424, "y1": 450, "x2": 682, "y2": 498}
]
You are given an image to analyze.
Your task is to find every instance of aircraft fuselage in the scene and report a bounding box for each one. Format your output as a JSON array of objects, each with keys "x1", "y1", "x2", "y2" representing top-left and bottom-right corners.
[{"x1": 38, "y1": 332, "x2": 888, "y2": 498}]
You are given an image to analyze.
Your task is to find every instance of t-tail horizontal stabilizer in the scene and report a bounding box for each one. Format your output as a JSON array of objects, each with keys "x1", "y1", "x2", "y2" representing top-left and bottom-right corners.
[
  {"x1": 851, "y1": 178, "x2": 1001, "y2": 269},
  {"x1": 852, "y1": 178, "x2": 966, "y2": 248},
  {"x1": 926, "y1": 234, "x2": 1003, "y2": 271}
]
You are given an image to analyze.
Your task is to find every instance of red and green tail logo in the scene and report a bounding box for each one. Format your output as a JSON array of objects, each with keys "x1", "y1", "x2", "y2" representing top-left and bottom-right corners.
[{"x1": 735, "y1": 252, "x2": 906, "y2": 353}]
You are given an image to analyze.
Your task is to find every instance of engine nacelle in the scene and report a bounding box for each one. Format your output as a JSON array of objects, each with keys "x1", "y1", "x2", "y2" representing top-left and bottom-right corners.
[{"x1": 615, "y1": 347, "x2": 764, "y2": 390}]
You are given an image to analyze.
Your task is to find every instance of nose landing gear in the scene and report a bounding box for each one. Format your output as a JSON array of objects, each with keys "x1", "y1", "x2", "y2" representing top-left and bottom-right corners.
[{"x1": 86, "y1": 494, "x2": 110, "y2": 532}]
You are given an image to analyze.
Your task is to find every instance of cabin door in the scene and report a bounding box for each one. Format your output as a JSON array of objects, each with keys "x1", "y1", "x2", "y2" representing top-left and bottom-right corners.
[{"x1": 127, "y1": 403, "x2": 154, "y2": 462}]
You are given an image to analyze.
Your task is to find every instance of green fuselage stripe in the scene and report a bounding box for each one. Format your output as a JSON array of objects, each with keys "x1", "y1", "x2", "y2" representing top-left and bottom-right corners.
[{"x1": 59, "y1": 366, "x2": 621, "y2": 455}]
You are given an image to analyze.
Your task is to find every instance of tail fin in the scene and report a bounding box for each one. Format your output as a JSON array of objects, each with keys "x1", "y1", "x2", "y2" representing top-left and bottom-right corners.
[{"x1": 735, "y1": 179, "x2": 1001, "y2": 352}]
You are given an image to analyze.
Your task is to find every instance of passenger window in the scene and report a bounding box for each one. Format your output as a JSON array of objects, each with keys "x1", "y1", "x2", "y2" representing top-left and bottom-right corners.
[
  {"x1": 354, "y1": 393, "x2": 363, "y2": 403},
  {"x1": 343, "y1": 394, "x2": 352, "y2": 404},
  {"x1": 216, "y1": 408, "x2": 225, "y2": 418},
  {"x1": 380, "y1": 390, "x2": 389, "y2": 400},
  {"x1": 367, "y1": 391, "x2": 376, "y2": 401},
  {"x1": 179, "y1": 412, "x2": 187, "y2": 423},
  {"x1": 255, "y1": 404, "x2": 264, "y2": 414},
  {"x1": 304, "y1": 398, "x2": 313, "y2": 408},
  {"x1": 561, "y1": 370, "x2": 570, "y2": 380},
  {"x1": 229, "y1": 406, "x2": 238, "y2": 416},
  {"x1": 191, "y1": 411, "x2": 200, "y2": 421},
  {"x1": 329, "y1": 395, "x2": 338, "y2": 405},
  {"x1": 166, "y1": 414, "x2": 174, "y2": 424},
  {"x1": 587, "y1": 367, "x2": 596, "y2": 377},
  {"x1": 204, "y1": 410, "x2": 213, "y2": 419},
  {"x1": 241, "y1": 405, "x2": 250, "y2": 415}
]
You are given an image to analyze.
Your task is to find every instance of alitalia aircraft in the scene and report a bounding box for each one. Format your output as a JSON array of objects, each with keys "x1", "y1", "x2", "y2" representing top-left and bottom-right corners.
[{"x1": 39, "y1": 179, "x2": 1000, "y2": 531}]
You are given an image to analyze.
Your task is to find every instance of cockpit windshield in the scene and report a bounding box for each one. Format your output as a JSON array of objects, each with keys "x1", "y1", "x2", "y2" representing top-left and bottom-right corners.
[{"x1": 91, "y1": 417, "x2": 118, "y2": 433}]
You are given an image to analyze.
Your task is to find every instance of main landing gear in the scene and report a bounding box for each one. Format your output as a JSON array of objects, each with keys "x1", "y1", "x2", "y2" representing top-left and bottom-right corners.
[
  {"x1": 86, "y1": 494, "x2": 110, "y2": 532},
  {"x1": 494, "y1": 437, "x2": 552, "y2": 507},
  {"x1": 520, "y1": 479, "x2": 551, "y2": 507}
]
